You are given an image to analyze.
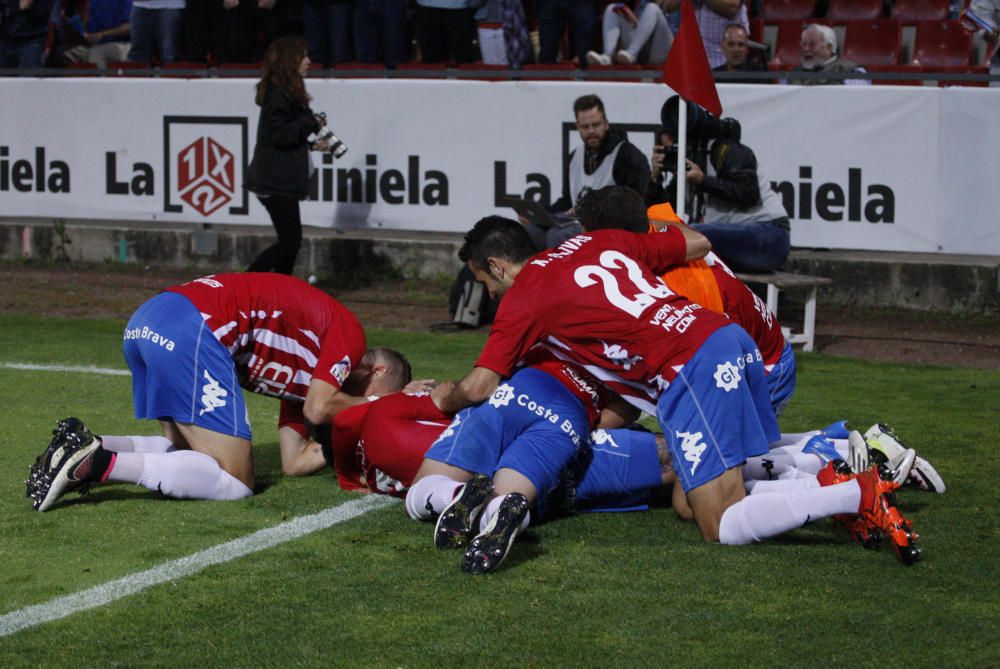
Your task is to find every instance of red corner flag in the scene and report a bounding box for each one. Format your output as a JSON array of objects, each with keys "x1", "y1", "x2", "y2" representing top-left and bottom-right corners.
[{"x1": 661, "y1": 0, "x2": 722, "y2": 117}]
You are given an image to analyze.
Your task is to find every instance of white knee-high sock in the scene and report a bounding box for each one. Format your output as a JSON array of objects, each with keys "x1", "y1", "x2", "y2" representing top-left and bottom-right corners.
[
  {"x1": 746, "y1": 476, "x2": 820, "y2": 495},
  {"x1": 405, "y1": 474, "x2": 461, "y2": 521},
  {"x1": 744, "y1": 452, "x2": 805, "y2": 480},
  {"x1": 106, "y1": 451, "x2": 252, "y2": 500},
  {"x1": 718, "y1": 481, "x2": 862, "y2": 545},
  {"x1": 478, "y1": 495, "x2": 531, "y2": 534},
  {"x1": 100, "y1": 435, "x2": 175, "y2": 453}
]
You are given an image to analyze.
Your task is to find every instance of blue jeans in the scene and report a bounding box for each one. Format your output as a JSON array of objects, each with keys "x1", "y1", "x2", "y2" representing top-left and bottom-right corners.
[
  {"x1": 693, "y1": 219, "x2": 791, "y2": 273},
  {"x1": 0, "y1": 38, "x2": 45, "y2": 68},
  {"x1": 128, "y1": 6, "x2": 183, "y2": 63},
  {"x1": 354, "y1": 0, "x2": 407, "y2": 66},
  {"x1": 537, "y1": 0, "x2": 597, "y2": 66},
  {"x1": 303, "y1": 1, "x2": 354, "y2": 66}
]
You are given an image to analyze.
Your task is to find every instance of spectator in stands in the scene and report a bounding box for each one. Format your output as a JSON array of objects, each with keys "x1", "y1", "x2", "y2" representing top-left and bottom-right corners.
[
  {"x1": 791, "y1": 23, "x2": 870, "y2": 86},
  {"x1": 536, "y1": 0, "x2": 598, "y2": 68},
  {"x1": 128, "y1": 0, "x2": 184, "y2": 63},
  {"x1": 474, "y1": 0, "x2": 530, "y2": 69},
  {"x1": 711, "y1": 22, "x2": 768, "y2": 82},
  {"x1": 647, "y1": 96, "x2": 789, "y2": 273},
  {"x1": 586, "y1": 0, "x2": 675, "y2": 67},
  {"x1": 60, "y1": 0, "x2": 132, "y2": 68},
  {"x1": 302, "y1": 0, "x2": 353, "y2": 67},
  {"x1": 692, "y1": 0, "x2": 748, "y2": 69},
  {"x1": 415, "y1": 0, "x2": 477, "y2": 64},
  {"x1": 246, "y1": 36, "x2": 327, "y2": 275},
  {"x1": 526, "y1": 93, "x2": 651, "y2": 250},
  {"x1": 354, "y1": 0, "x2": 408, "y2": 67},
  {"x1": 968, "y1": 0, "x2": 1000, "y2": 69},
  {"x1": 0, "y1": 0, "x2": 57, "y2": 68}
]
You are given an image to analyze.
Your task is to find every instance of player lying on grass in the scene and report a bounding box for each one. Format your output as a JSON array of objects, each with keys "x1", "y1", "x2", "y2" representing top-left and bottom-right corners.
[
  {"x1": 26, "y1": 273, "x2": 426, "y2": 510},
  {"x1": 432, "y1": 215, "x2": 923, "y2": 564},
  {"x1": 577, "y1": 186, "x2": 945, "y2": 494}
]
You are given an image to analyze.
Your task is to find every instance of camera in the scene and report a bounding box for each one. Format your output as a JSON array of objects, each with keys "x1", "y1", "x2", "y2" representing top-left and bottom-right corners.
[
  {"x1": 659, "y1": 95, "x2": 741, "y2": 144},
  {"x1": 312, "y1": 112, "x2": 348, "y2": 158}
]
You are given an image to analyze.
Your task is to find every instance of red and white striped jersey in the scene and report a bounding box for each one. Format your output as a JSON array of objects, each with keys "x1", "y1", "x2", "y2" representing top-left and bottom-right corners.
[{"x1": 167, "y1": 273, "x2": 366, "y2": 401}]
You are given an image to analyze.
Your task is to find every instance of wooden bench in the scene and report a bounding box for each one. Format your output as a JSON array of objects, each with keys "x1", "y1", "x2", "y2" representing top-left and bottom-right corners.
[{"x1": 736, "y1": 271, "x2": 833, "y2": 352}]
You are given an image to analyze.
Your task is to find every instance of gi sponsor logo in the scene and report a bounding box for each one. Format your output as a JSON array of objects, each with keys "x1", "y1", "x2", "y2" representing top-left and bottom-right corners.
[
  {"x1": 199, "y1": 370, "x2": 228, "y2": 415},
  {"x1": 163, "y1": 116, "x2": 248, "y2": 217},
  {"x1": 330, "y1": 356, "x2": 352, "y2": 386},
  {"x1": 676, "y1": 430, "x2": 707, "y2": 476},
  {"x1": 488, "y1": 383, "x2": 516, "y2": 408},
  {"x1": 714, "y1": 361, "x2": 742, "y2": 392}
]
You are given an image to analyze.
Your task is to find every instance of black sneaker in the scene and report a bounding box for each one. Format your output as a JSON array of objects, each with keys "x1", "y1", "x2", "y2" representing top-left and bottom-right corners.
[
  {"x1": 461, "y1": 492, "x2": 530, "y2": 574},
  {"x1": 27, "y1": 420, "x2": 104, "y2": 512},
  {"x1": 434, "y1": 473, "x2": 493, "y2": 549}
]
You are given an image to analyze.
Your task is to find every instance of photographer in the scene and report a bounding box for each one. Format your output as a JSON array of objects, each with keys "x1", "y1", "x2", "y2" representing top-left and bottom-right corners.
[
  {"x1": 646, "y1": 96, "x2": 789, "y2": 273},
  {"x1": 246, "y1": 35, "x2": 334, "y2": 275}
]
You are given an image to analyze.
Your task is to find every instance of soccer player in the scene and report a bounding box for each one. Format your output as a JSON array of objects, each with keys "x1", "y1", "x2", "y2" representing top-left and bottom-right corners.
[
  {"x1": 432, "y1": 216, "x2": 920, "y2": 562},
  {"x1": 26, "y1": 273, "x2": 417, "y2": 511}
]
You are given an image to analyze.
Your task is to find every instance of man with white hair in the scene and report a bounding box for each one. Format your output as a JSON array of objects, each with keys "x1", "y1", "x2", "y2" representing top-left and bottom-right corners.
[{"x1": 792, "y1": 23, "x2": 869, "y2": 86}]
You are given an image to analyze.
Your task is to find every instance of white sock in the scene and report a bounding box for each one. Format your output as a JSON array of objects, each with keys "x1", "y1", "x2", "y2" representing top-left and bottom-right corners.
[
  {"x1": 744, "y1": 452, "x2": 804, "y2": 480},
  {"x1": 746, "y1": 476, "x2": 820, "y2": 495},
  {"x1": 404, "y1": 474, "x2": 461, "y2": 521},
  {"x1": 100, "y1": 435, "x2": 175, "y2": 453},
  {"x1": 718, "y1": 481, "x2": 862, "y2": 545},
  {"x1": 478, "y1": 494, "x2": 531, "y2": 534},
  {"x1": 107, "y1": 451, "x2": 252, "y2": 500}
]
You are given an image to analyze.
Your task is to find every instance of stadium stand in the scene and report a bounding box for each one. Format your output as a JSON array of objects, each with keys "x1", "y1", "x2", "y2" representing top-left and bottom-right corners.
[
  {"x1": 911, "y1": 20, "x2": 973, "y2": 68},
  {"x1": 891, "y1": 0, "x2": 952, "y2": 22},
  {"x1": 842, "y1": 19, "x2": 903, "y2": 66},
  {"x1": 825, "y1": 0, "x2": 886, "y2": 21},
  {"x1": 759, "y1": 0, "x2": 817, "y2": 22}
]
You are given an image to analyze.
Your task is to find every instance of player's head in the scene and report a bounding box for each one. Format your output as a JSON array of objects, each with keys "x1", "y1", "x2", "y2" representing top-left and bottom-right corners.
[
  {"x1": 576, "y1": 185, "x2": 648, "y2": 234},
  {"x1": 459, "y1": 216, "x2": 536, "y2": 299},
  {"x1": 345, "y1": 347, "x2": 413, "y2": 396},
  {"x1": 574, "y1": 94, "x2": 609, "y2": 151}
]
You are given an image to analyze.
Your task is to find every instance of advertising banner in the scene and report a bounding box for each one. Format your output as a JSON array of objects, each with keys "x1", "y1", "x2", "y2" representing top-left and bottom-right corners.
[{"x1": 0, "y1": 78, "x2": 997, "y2": 255}]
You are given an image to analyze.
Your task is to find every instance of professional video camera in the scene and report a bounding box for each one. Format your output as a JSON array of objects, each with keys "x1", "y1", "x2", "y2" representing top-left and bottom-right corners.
[
  {"x1": 658, "y1": 95, "x2": 742, "y2": 171},
  {"x1": 311, "y1": 112, "x2": 348, "y2": 158}
]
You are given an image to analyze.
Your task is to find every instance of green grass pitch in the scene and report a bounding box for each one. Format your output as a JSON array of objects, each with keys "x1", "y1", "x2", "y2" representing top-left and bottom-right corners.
[{"x1": 1, "y1": 315, "x2": 998, "y2": 667}]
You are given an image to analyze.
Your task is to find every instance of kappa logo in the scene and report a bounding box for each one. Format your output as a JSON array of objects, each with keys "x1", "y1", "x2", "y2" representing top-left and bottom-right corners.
[
  {"x1": 602, "y1": 341, "x2": 643, "y2": 371},
  {"x1": 714, "y1": 361, "x2": 742, "y2": 392},
  {"x1": 676, "y1": 430, "x2": 707, "y2": 476},
  {"x1": 590, "y1": 429, "x2": 621, "y2": 449},
  {"x1": 330, "y1": 356, "x2": 352, "y2": 386},
  {"x1": 488, "y1": 383, "x2": 516, "y2": 408},
  {"x1": 432, "y1": 413, "x2": 462, "y2": 445},
  {"x1": 199, "y1": 370, "x2": 228, "y2": 415}
]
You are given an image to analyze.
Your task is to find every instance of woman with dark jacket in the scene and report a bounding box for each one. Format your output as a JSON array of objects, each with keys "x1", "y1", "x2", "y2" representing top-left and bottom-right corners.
[{"x1": 245, "y1": 35, "x2": 328, "y2": 275}]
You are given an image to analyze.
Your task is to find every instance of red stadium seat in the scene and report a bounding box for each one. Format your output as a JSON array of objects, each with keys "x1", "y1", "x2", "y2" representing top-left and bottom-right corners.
[
  {"x1": 587, "y1": 63, "x2": 644, "y2": 82},
  {"x1": 825, "y1": 0, "x2": 885, "y2": 21},
  {"x1": 759, "y1": 0, "x2": 816, "y2": 21},
  {"x1": 331, "y1": 62, "x2": 385, "y2": 78},
  {"x1": 456, "y1": 62, "x2": 510, "y2": 81},
  {"x1": 107, "y1": 60, "x2": 152, "y2": 77},
  {"x1": 161, "y1": 61, "x2": 210, "y2": 78},
  {"x1": 865, "y1": 63, "x2": 923, "y2": 85},
  {"x1": 911, "y1": 20, "x2": 972, "y2": 68},
  {"x1": 520, "y1": 62, "x2": 579, "y2": 80},
  {"x1": 842, "y1": 20, "x2": 902, "y2": 66},
  {"x1": 931, "y1": 64, "x2": 989, "y2": 87},
  {"x1": 749, "y1": 17, "x2": 765, "y2": 43},
  {"x1": 63, "y1": 61, "x2": 100, "y2": 76},
  {"x1": 217, "y1": 62, "x2": 261, "y2": 77},
  {"x1": 769, "y1": 19, "x2": 825, "y2": 66},
  {"x1": 393, "y1": 62, "x2": 452, "y2": 79},
  {"x1": 891, "y1": 0, "x2": 950, "y2": 23}
]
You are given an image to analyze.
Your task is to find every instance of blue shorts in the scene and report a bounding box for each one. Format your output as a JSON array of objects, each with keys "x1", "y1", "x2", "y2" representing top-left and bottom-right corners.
[
  {"x1": 424, "y1": 367, "x2": 589, "y2": 499},
  {"x1": 766, "y1": 340, "x2": 797, "y2": 416},
  {"x1": 571, "y1": 427, "x2": 664, "y2": 513},
  {"x1": 123, "y1": 292, "x2": 252, "y2": 440},
  {"x1": 657, "y1": 324, "x2": 779, "y2": 493}
]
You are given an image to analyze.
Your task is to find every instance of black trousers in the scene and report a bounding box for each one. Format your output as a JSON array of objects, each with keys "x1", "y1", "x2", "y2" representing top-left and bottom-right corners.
[{"x1": 248, "y1": 194, "x2": 302, "y2": 275}]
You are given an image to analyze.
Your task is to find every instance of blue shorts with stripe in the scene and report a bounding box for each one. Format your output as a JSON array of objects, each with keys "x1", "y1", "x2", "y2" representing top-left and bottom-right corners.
[
  {"x1": 657, "y1": 324, "x2": 780, "y2": 493},
  {"x1": 766, "y1": 340, "x2": 797, "y2": 416},
  {"x1": 123, "y1": 292, "x2": 251, "y2": 440},
  {"x1": 570, "y1": 427, "x2": 664, "y2": 513},
  {"x1": 424, "y1": 367, "x2": 589, "y2": 499}
]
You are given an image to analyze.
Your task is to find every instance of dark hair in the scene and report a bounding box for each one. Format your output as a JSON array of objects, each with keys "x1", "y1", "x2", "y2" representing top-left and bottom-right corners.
[
  {"x1": 573, "y1": 94, "x2": 606, "y2": 119},
  {"x1": 369, "y1": 347, "x2": 412, "y2": 391},
  {"x1": 256, "y1": 35, "x2": 310, "y2": 107},
  {"x1": 576, "y1": 185, "x2": 648, "y2": 234},
  {"x1": 458, "y1": 216, "x2": 537, "y2": 274}
]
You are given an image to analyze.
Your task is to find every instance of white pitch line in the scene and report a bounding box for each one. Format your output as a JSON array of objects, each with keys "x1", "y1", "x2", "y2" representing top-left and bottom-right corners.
[
  {"x1": 0, "y1": 362, "x2": 131, "y2": 376},
  {"x1": 0, "y1": 494, "x2": 398, "y2": 637}
]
